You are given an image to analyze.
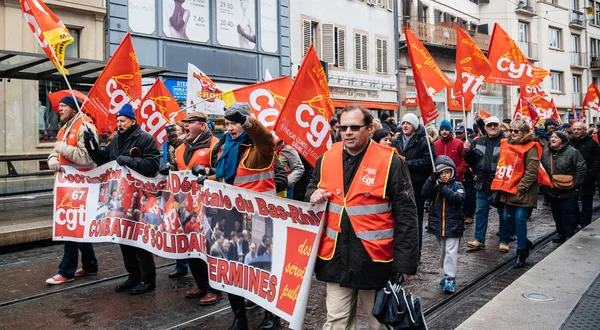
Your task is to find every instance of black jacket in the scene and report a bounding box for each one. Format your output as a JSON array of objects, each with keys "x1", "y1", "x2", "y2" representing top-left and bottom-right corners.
[
  {"x1": 464, "y1": 134, "x2": 502, "y2": 193},
  {"x1": 423, "y1": 178, "x2": 465, "y2": 238},
  {"x1": 569, "y1": 134, "x2": 600, "y2": 195},
  {"x1": 541, "y1": 144, "x2": 587, "y2": 199},
  {"x1": 306, "y1": 144, "x2": 419, "y2": 289},
  {"x1": 88, "y1": 125, "x2": 160, "y2": 177},
  {"x1": 392, "y1": 125, "x2": 435, "y2": 197}
]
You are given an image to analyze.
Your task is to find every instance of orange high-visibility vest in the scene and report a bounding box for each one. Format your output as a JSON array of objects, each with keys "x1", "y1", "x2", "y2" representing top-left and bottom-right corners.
[
  {"x1": 175, "y1": 136, "x2": 219, "y2": 169},
  {"x1": 317, "y1": 141, "x2": 397, "y2": 262},
  {"x1": 233, "y1": 148, "x2": 276, "y2": 195},
  {"x1": 491, "y1": 140, "x2": 542, "y2": 194},
  {"x1": 56, "y1": 116, "x2": 94, "y2": 167}
]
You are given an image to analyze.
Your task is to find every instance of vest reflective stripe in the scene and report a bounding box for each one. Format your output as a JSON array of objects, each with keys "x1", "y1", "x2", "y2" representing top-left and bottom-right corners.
[
  {"x1": 317, "y1": 142, "x2": 396, "y2": 262},
  {"x1": 175, "y1": 136, "x2": 218, "y2": 170},
  {"x1": 233, "y1": 171, "x2": 274, "y2": 184}
]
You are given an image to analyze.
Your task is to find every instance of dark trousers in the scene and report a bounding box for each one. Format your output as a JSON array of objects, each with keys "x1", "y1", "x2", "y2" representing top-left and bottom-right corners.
[
  {"x1": 549, "y1": 198, "x2": 578, "y2": 239},
  {"x1": 58, "y1": 242, "x2": 98, "y2": 279},
  {"x1": 462, "y1": 179, "x2": 476, "y2": 219},
  {"x1": 415, "y1": 196, "x2": 426, "y2": 253},
  {"x1": 577, "y1": 194, "x2": 594, "y2": 228},
  {"x1": 120, "y1": 244, "x2": 156, "y2": 285},
  {"x1": 188, "y1": 258, "x2": 219, "y2": 294}
]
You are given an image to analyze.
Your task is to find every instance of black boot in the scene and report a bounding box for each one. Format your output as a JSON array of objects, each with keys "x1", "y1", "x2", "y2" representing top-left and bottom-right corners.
[
  {"x1": 257, "y1": 311, "x2": 280, "y2": 330},
  {"x1": 514, "y1": 249, "x2": 527, "y2": 268},
  {"x1": 525, "y1": 238, "x2": 534, "y2": 258},
  {"x1": 228, "y1": 309, "x2": 248, "y2": 330}
]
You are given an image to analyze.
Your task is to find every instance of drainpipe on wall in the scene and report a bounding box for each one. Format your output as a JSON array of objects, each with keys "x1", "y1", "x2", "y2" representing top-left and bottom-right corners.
[{"x1": 394, "y1": 0, "x2": 400, "y2": 123}]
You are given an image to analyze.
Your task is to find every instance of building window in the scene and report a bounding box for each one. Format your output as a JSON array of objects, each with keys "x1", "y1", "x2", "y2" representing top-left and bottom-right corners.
[
  {"x1": 573, "y1": 74, "x2": 581, "y2": 106},
  {"x1": 65, "y1": 28, "x2": 80, "y2": 58},
  {"x1": 334, "y1": 27, "x2": 346, "y2": 68},
  {"x1": 376, "y1": 37, "x2": 388, "y2": 74},
  {"x1": 355, "y1": 32, "x2": 368, "y2": 71},
  {"x1": 549, "y1": 27, "x2": 562, "y2": 49},
  {"x1": 596, "y1": 1, "x2": 600, "y2": 25},
  {"x1": 386, "y1": 0, "x2": 393, "y2": 11},
  {"x1": 302, "y1": 19, "x2": 319, "y2": 56},
  {"x1": 591, "y1": 38, "x2": 599, "y2": 58},
  {"x1": 518, "y1": 22, "x2": 530, "y2": 57},
  {"x1": 434, "y1": 9, "x2": 442, "y2": 24},
  {"x1": 551, "y1": 71, "x2": 564, "y2": 92}
]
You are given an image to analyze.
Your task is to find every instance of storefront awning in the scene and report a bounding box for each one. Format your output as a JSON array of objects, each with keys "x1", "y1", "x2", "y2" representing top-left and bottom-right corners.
[
  {"x1": 0, "y1": 49, "x2": 170, "y2": 85},
  {"x1": 332, "y1": 99, "x2": 399, "y2": 111}
]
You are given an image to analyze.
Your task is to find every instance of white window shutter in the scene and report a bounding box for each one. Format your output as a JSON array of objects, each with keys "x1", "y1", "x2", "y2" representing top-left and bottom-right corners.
[
  {"x1": 387, "y1": 0, "x2": 393, "y2": 11},
  {"x1": 361, "y1": 34, "x2": 368, "y2": 70},
  {"x1": 338, "y1": 29, "x2": 346, "y2": 68},
  {"x1": 321, "y1": 23, "x2": 335, "y2": 64},
  {"x1": 382, "y1": 39, "x2": 388, "y2": 73},
  {"x1": 303, "y1": 19, "x2": 312, "y2": 56},
  {"x1": 376, "y1": 38, "x2": 382, "y2": 73},
  {"x1": 355, "y1": 33, "x2": 361, "y2": 70}
]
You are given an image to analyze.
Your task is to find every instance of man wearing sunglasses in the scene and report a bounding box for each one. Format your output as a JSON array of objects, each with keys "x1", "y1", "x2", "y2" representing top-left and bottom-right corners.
[
  {"x1": 464, "y1": 115, "x2": 505, "y2": 251},
  {"x1": 307, "y1": 104, "x2": 419, "y2": 330},
  {"x1": 84, "y1": 103, "x2": 161, "y2": 295}
]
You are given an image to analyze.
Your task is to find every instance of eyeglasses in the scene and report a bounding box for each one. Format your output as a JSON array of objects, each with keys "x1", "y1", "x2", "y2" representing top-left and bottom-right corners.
[
  {"x1": 510, "y1": 129, "x2": 522, "y2": 134},
  {"x1": 339, "y1": 124, "x2": 367, "y2": 132},
  {"x1": 486, "y1": 123, "x2": 499, "y2": 127}
]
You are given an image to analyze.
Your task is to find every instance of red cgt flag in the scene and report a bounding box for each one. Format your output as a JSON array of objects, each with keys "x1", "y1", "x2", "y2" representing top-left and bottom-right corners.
[
  {"x1": 520, "y1": 82, "x2": 547, "y2": 101},
  {"x1": 20, "y1": 0, "x2": 74, "y2": 74},
  {"x1": 455, "y1": 27, "x2": 491, "y2": 107},
  {"x1": 137, "y1": 79, "x2": 184, "y2": 147},
  {"x1": 222, "y1": 77, "x2": 293, "y2": 131},
  {"x1": 550, "y1": 98, "x2": 562, "y2": 125},
  {"x1": 486, "y1": 24, "x2": 550, "y2": 86},
  {"x1": 81, "y1": 33, "x2": 142, "y2": 134},
  {"x1": 405, "y1": 27, "x2": 452, "y2": 125},
  {"x1": 513, "y1": 96, "x2": 539, "y2": 127},
  {"x1": 273, "y1": 45, "x2": 334, "y2": 166},
  {"x1": 582, "y1": 82, "x2": 600, "y2": 112}
]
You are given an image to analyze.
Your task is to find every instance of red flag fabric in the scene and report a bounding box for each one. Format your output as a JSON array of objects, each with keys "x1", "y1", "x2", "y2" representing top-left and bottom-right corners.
[
  {"x1": 549, "y1": 99, "x2": 562, "y2": 125},
  {"x1": 572, "y1": 103, "x2": 578, "y2": 124},
  {"x1": 81, "y1": 33, "x2": 142, "y2": 134},
  {"x1": 582, "y1": 83, "x2": 600, "y2": 112},
  {"x1": 538, "y1": 164, "x2": 552, "y2": 187},
  {"x1": 520, "y1": 82, "x2": 547, "y2": 100},
  {"x1": 48, "y1": 90, "x2": 87, "y2": 113},
  {"x1": 20, "y1": 0, "x2": 74, "y2": 74},
  {"x1": 137, "y1": 79, "x2": 184, "y2": 147},
  {"x1": 479, "y1": 110, "x2": 491, "y2": 120},
  {"x1": 273, "y1": 45, "x2": 334, "y2": 166},
  {"x1": 405, "y1": 27, "x2": 452, "y2": 124},
  {"x1": 222, "y1": 77, "x2": 293, "y2": 131},
  {"x1": 529, "y1": 95, "x2": 554, "y2": 121},
  {"x1": 513, "y1": 96, "x2": 539, "y2": 127},
  {"x1": 486, "y1": 24, "x2": 550, "y2": 86},
  {"x1": 447, "y1": 88, "x2": 466, "y2": 111},
  {"x1": 455, "y1": 27, "x2": 491, "y2": 107},
  {"x1": 581, "y1": 105, "x2": 588, "y2": 125}
]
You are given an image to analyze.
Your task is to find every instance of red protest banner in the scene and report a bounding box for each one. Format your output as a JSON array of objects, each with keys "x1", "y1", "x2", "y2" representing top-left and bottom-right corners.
[
  {"x1": 455, "y1": 26, "x2": 491, "y2": 106},
  {"x1": 222, "y1": 77, "x2": 293, "y2": 131},
  {"x1": 20, "y1": 0, "x2": 73, "y2": 74},
  {"x1": 273, "y1": 45, "x2": 334, "y2": 166},
  {"x1": 82, "y1": 33, "x2": 142, "y2": 134},
  {"x1": 137, "y1": 79, "x2": 184, "y2": 147}
]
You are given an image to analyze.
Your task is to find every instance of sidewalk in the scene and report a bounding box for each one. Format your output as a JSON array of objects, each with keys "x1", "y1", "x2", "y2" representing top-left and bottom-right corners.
[
  {"x1": 457, "y1": 219, "x2": 600, "y2": 330},
  {"x1": 0, "y1": 192, "x2": 53, "y2": 246}
]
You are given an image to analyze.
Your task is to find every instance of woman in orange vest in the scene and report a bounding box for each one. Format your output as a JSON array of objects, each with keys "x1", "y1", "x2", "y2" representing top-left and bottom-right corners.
[
  {"x1": 491, "y1": 119, "x2": 539, "y2": 268},
  {"x1": 46, "y1": 96, "x2": 99, "y2": 285}
]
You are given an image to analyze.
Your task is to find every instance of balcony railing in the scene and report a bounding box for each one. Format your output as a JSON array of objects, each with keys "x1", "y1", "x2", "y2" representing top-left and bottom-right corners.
[
  {"x1": 573, "y1": 93, "x2": 583, "y2": 107},
  {"x1": 570, "y1": 51, "x2": 587, "y2": 67},
  {"x1": 404, "y1": 20, "x2": 491, "y2": 51},
  {"x1": 515, "y1": 2, "x2": 536, "y2": 16},
  {"x1": 591, "y1": 56, "x2": 600, "y2": 69},
  {"x1": 570, "y1": 10, "x2": 585, "y2": 28},
  {"x1": 517, "y1": 40, "x2": 538, "y2": 60}
]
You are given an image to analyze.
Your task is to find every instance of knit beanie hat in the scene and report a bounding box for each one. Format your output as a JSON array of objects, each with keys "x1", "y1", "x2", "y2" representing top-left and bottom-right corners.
[
  {"x1": 439, "y1": 120, "x2": 453, "y2": 133},
  {"x1": 225, "y1": 102, "x2": 251, "y2": 117},
  {"x1": 401, "y1": 113, "x2": 419, "y2": 130},
  {"x1": 545, "y1": 118, "x2": 558, "y2": 129},
  {"x1": 372, "y1": 129, "x2": 391, "y2": 143},
  {"x1": 116, "y1": 103, "x2": 136, "y2": 120},
  {"x1": 59, "y1": 96, "x2": 82, "y2": 111}
]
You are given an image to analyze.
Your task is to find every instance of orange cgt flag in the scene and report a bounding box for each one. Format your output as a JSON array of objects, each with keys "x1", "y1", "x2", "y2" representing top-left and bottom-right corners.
[
  {"x1": 513, "y1": 96, "x2": 539, "y2": 127},
  {"x1": 82, "y1": 33, "x2": 142, "y2": 134},
  {"x1": 405, "y1": 27, "x2": 452, "y2": 125},
  {"x1": 486, "y1": 24, "x2": 549, "y2": 86},
  {"x1": 549, "y1": 98, "x2": 562, "y2": 125},
  {"x1": 479, "y1": 110, "x2": 491, "y2": 120},
  {"x1": 20, "y1": 0, "x2": 74, "y2": 74},
  {"x1": 137, "y1": 79, "x2": 184, "y2": 147},
  {"x1": 582, "y1": 82, "x2": 600, "y2": 112},
  {"x1": 222, "y1": 77, "x2": 293, "y2": 131},
  {"x1": 273, "y1": 45, "x2": 334, "y2": 166},
  {"x1": 455, "y1": 27, "x2": 491, "y2": 107},
  {"x1": 447, "y1": 88, "x2": 468, "y2": 111}
]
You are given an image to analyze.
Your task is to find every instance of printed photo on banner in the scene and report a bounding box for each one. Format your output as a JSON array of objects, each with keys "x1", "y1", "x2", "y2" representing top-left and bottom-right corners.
[
  {"x1": 163, "y1": 0, "x2": 210, "y2": 42},
  {"x1": 217, "y1": 0, "x2": 256, "y2": 49}
]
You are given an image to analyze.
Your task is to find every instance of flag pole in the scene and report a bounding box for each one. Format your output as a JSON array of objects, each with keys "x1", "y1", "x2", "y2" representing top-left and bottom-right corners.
[
  {"x1": 423, "y1": 118, "x2": 436, "y2": 170},
  {"x1": 173, "y1": 91, "x2": 228, "y2": 117},
  {"x1": 461, "y1": 95, "x2": 467, "y2": 127}
]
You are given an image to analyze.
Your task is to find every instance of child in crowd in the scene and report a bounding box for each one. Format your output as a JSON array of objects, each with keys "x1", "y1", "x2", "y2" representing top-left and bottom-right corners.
[{"x1": 422, "y1": 156, "x2": 465, "y2": 293}]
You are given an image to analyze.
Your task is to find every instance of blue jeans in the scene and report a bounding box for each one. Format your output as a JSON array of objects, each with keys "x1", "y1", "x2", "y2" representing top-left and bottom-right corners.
[
  {"x1": 474, "y1": 191, "x2": 504, "y2": 244},
  {"x1": 58, "y1": 242, "x2": 98, "y2": 279},
  {"x1": 577, "y1": 195, "x2": 593, "y2": 228},
  {"x1": 550, "y1": 197, "x2": 578, "y2": 239},
  {"x1": 175, "y1": 259, "x2": 189, "y2": 273},
  {"x1": 502, "y1": 206, "x2": 528, "y2": 250},
  {"x1": 462, "y1": 179, "x2": 476, "y2": 218}
]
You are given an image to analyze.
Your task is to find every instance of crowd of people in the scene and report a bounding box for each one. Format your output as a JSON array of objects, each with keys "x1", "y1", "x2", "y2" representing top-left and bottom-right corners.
[{"x1": 44, "y1": 95, "x2": 598, "y2": 329}]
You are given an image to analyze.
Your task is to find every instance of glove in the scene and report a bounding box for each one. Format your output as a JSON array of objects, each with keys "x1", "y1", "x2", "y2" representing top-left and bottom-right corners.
[
  {"x1": 197, "y1": 175, "x2": 207, "y2": 185},
  {"x1": 434, "y1": 182, "x2": 444, "y2": 193},
  {"x1": 48, "y1": 157, "x2": 61, "y2": 171},
  {"x1": 225, "y1": 110, "x2": 247, "y2": 125},
  {"x1": 83, "y1": 127, "x2": 98, "y2": 151},
  {"x1": 54, "y1": 142, "x2": 68, "y2": 155},
  {"x1": 191, "y1": 164, "x2": 208, "y2": 176},
  {"x1": 430, "y1": 172, "x2": 440, "y2": 181},
  {"x1": 390, "y1": 272, "x2": 405, "y2": 285},
  {"x1": 116, "y1": 155, "x2": 134, "y2": 167},
  {"x1": 159, "y1": 164, "x2": 171, "y2": 175}
]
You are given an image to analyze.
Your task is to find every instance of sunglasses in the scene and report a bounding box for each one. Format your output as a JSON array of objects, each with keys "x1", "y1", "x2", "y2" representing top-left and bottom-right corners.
[
  {"x1": 486, "y1": 123, "x2": 499, "y2": 127},
  {"x1": 510, "y1": 129, "x2": 522, "y2": 134},
  {"x1": 339, "y1": 124, "x2": 367, "y2": 132}
]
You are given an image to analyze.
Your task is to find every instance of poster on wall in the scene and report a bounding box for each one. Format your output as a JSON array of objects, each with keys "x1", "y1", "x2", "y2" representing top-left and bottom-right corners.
[
  {"x1": 259, "y1": 0, "x2": 278, "y2": 53},
  {"x1": 163, "y1": 0, "x2": 210, "y2": 42},
  {"x1": 128, "y1": 0, "x2": 156, "y2": 34},
  {"x1": 217, "y1": 0, "x2": 256, "y2": 49}
]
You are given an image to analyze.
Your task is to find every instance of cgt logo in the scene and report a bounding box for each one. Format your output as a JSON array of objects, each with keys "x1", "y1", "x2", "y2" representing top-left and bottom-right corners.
[
  {"x1": 361, "y1": 167, "x2": 377, "y2": 186},
  {"x1": 54, "y1": 187, "x2": 88, "y2": 238}
]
